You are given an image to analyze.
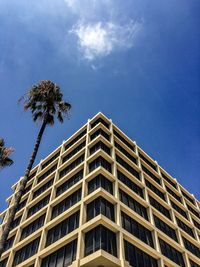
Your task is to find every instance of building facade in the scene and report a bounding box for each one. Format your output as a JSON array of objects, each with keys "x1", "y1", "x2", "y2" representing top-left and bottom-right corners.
[{"x1": 0, "y1": 112, "x2": 200, "y2": 267}]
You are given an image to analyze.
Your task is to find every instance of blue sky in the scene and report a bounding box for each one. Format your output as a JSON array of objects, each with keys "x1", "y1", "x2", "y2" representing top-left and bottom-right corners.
[{"x1": 0, "y1": 0, "x2": 199, "y2": 211}]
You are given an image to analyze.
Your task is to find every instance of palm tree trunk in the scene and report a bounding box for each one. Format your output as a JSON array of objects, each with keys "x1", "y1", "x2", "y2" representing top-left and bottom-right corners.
[{"x1": 0, "y1": 120, "x2": 47, "y2": 258}]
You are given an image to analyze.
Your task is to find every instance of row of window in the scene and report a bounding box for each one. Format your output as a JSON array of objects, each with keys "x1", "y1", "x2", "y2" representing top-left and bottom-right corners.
[
  {"x1": 62, "y1": 140, "x2": 86, "y2": 163},
  {"x1": 115, "y1": 141, "x2": 137, "y2": 164},
  {"x1": 90, "y1": 140, "x2": 110, "y2": 156}
]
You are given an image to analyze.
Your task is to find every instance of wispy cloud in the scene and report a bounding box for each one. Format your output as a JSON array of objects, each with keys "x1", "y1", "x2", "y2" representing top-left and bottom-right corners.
[{"x1": 70, "y1": 20, "x2": 142, "y2": 61}]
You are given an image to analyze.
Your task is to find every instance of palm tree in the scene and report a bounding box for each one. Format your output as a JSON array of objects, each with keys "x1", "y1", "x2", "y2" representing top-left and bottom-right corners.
[
  {"x1": 0, "y1": 139, "x2": 14, "y2": 170},
  {"x1": 0, "y1": 80, "x2": 71, "y2": 257}
]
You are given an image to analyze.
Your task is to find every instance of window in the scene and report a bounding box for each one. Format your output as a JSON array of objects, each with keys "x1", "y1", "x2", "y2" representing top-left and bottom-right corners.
[
  {"x1": 16, "y1": 198, "x2": 27, "y2": 212},
  {"x1": 165, "y1": 185, "x2": 182, "y2": 202},
  {"x1": 62, "y1": 140, "x2": 86, "y2": 163},
  {"x1": 176, "y1": 217, "x2": 195, "y2": 238},
  {"x1": 124, "y1": 240, "x2": 158, "y2": 267},
  {"x1": 193, "y1": 218, "x2": 200, "y2": 230},
  {"x1": 4, "y1": 235, "x2": 15, "y2": 252},
  {"x1": 52, "y1": 188, "x2": 81, "y2": 219},
  {"x1": 182, "y1": 190, "x2": 195, "y2": 205},
  {"x1": 13, "y1": 237, "x2": 40, "y2": 266},
  {"x1": 154, "y1": 215, "x2": 178, "y2": 242},
  {"x1": 122, "y1": 212, "x2": 154, "y2": 247},
  {"x1": 90, "y1": 128, "x2": 109, "y2": 141},
  {"x1": 88, "y1": 174, "x2": 113, "y2": 195},
  {"x1": 91, "y1": 118, "x2": 109, "y2": 129},
  {"x1": 139, "y1": 153, "x2": 157, "y2": 171},
  {"x1": 0, "y1": 258, "x2": 8, "y2": 267},
  {"x1": 118, "y1": 170, "x2": 143, "y2": 198},
  {"x1": 33, "y1": 178, "x2": 53, "y2": 199},
  {"x1": 65, "y1": 129, "x2": 87, "y2": 150},
  {"x1": 87, "y1": 197, "x2": 115, "y2": 222},
  {"x1": 42, "y1": 152, "x2": 60, "y2": 169},
  {"x1": 182, "y1": 237, "x2": 200, "y2": 258},
  {"x1": 28, "y1": 171, "x2": 37, "y2": 181},
  {"x1": 10, "y1": 216, "x2": 21, "y2": 230},
  {"x1": 41, "y1": 239, "x2": 77, "y2": 267},
  {"x1": 115, "y1": 141, "x2": 137, "y2": 164},
  {"x1": 161, "y1": 172, "x2": 177, "y2": 189},
  {"x1": 171, "y1": 200, "x2": 188, "y2": 219},
  {"x1": 85, "y1": 225, "x2": 117, "y2": 257},
  {"x1": 21, "y1": 214, "x2": 45, "y2": 240},
  {"x1": 46, "y1": 211, "x2": 79, "y2": 246},
  {"x1": 149, "y1": 196, "x2": 171, "y2": 220},
  {"x1": 116, "y1": 155, "x2": 139, "y2": 179},
  {"x1": 159, "y1": 238, "x2": 185, "y2": 267},
  {"x1": 24, "y1": 184, "x2": 32, "y2": 195},
  {"x1": 119, "y1": 189, "x2": 148, "y2": 220},
  {"x1": 142, "y1": 165, "x2": 160, "y2": 184},
  {"x1": 113, "y1": 130, "x2": 135, "y2": 151},
  {"x1": 27, "y1": 195, "x2": 50, "y2": 218},
  {"x1": 187, "y1": 204, "x2": 200, "y2": 219},
  {"x1": 56, "y1": 170, "x2": 83, "y2": 197},
  {"x1": 38, "y1": 164, "x2": 57, "y2": 184},
  {"x1": 190, "y1": 260, "x2": 200, "y2": 267},
  {"x1": 60, "y1": 154, "x2": 84, "y2": 178},
  {"x1": 89, "y1": 156, "x2": 111, "y2": 173},
  {"x1": 90, "y1": 141, "x2": 110, "y2": 155},
  {"x1": 145, "y1": 179, "x2": 165, "y2": 200}
]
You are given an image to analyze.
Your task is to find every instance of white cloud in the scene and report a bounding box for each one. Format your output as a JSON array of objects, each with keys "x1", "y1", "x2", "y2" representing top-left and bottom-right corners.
[{"x1": 71, "y1": 20, "x2": 142, "y2": 60}]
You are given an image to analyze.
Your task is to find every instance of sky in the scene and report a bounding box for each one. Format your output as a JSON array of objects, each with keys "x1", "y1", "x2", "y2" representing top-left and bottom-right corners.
[{"x1": 0, "y1": 0, "x2": 200, "y2": 212}]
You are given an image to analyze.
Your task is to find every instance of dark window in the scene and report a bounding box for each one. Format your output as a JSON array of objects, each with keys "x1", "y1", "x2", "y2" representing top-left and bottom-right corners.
[
  {"x1": 90, "y1": 141, "x2": 110, "y2": 155},
  {"x1": 60, "y1": 154, "x2": 84, "y2": 178},
  {"x1": 88, "y1": 174, "x2": 113, "y2": 195},
  {"x1": 115, "y1": 141, "x2": 137, "y2": 164},
  {"x1": 113, "y1": 130, "x2": 135, "y2": 151},
  {"x1": 46, "y1": 211, "x2": 79, "y2": 246},
  {"x1": 90, "y1": 128, "x2": 109, "y2": 141},
  {"x1": 10, "y1": 216, "x2": 21, "y2": 230},
  {"x1": 56, "y1": 170, "x2": 83, "y2": 197},
  {"x1": 182, "y1": 237, "x2": 200, "y2": 258},
  {"x1": 13, "y1": 237, "x2": 40, "y2": 266},
  {"x1": 33, "y1": 178, "x2": 53, "y2": 199},
  {"x1": 87, "y1": 197, "x2": 115, "y2": 222},
  {"x1": 145, "y1": 179, "x2": 165, "y2": 200},
  {"x1": 0, "y1": 258, "x2": 8, "y2": 267},
  {"x1": 139, "y1": 153, "x2": 157, "y2": 171},
  {"x1": 190, "y1": 260, "x2": 200, "y2": 267},
  {"x1": 41, "y1": 239, "x2": 77, "y2": 267},
  {"x1": 116, "y1": 155, "x2": 139, "y2": 179},
  {"x1": 124, "y1": 240, "x2": 158, "y2": 267},
  {"x1": 16, "y1": 198, "x2": 27, "y2": 212},
  {"x1": 142, "y1": 165, "x2": 160, "y2": 184},
  {"x1": 187, "y1": 204, "x2": 200, "y2": 219},
  {"x1": 21, "y1": 214, "x2": 45, "y2": 240},
  {"x1": 27, "y1": 195, "x2": 50, "y2": 218},
  {"x1": 118, "y1": 170, "x2": 143, "y2": 198},
  {"x1": 91, "y1": 117, "x2": 109, "y2": 129},
  {"x1": 159, "y1": 238, "x2": 185, "y2": 267},
  {"x1": 171, "y1": 201, "x2": 188, "y2": 219},
  {"x1": 42, "y1": 152, "x2": 60, "y2": 170},
  {"x1": 122, "y1": 211, "x2": 154, "y2": 247},
  {"x1": 89, "y1": 156, "x2": 111, "y2": 173},
  {"x1": 154, "y1": 215, "x2": 178, "y2": 242},
  {"x1": 182, "y1": 191, "x2": 195, "y2": 205},
  {"x1": 193, "y1": 219, "x2": 200, "y2": 230},
  {"x1": 28, "y1": 171, "x2": 37, "y2": 181},
  {"x1": 65, "y1": 129, "x2": 87, "y2": 150},
  {"x1": 119, "y1": 189, "x2": 148, "y2": 220},
  {"x1": 176, "y1": 217, "x2": 195, "y2": 238},
  {"x1": 161, "y1": 172, "x2": 177, "y2": 189},
  {"x1": 63, "y1": 141, "x2": 86, "y2": 163},
  {"x1": 85, "y1": 225, "x2": 117, "y2": 257},
  {"x1": 38, "y1": 164, "x2": 57, "y2": 184},
  {"x1": 149, "y1": 196, "x2": 171, "y2": 220},
  {"x1": 165, "y1": 185, "x2": 182, "y2": 202},
  {"x1": 52, "y1": 188, "x2": 81, "y2": 219},
  {"x1": 24, "y1": 184, "x2": 32, "y2": 195},
  {"x1": 4, "y1": 235, "x2": 15, "y2": 252}
]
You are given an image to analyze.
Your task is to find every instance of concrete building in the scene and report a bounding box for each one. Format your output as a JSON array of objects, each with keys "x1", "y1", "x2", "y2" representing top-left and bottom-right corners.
[{"x1": 0, "y1": 112, "x2": 200, "y2": 267}]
